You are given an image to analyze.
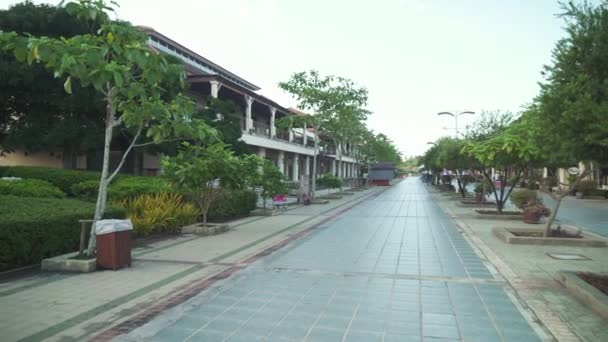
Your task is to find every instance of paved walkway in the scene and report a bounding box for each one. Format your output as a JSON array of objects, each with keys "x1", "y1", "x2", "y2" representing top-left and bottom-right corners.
[
  {"x1": 0, "y1": 186, "x2": 381, "y2": 342},
  {"x1": 114, "y1": 179, "x2": 545, "y2": 341},
  {"x1": 437, "y1": 187, "x2": 608, "y2": 342}
]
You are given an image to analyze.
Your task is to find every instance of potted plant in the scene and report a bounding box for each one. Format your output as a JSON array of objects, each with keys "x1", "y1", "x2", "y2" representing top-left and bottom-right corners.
[
  {"x1": 522, "y1": 200, "x2": 551, "y2": 224},
  {"x1": 510, "y1": 189, "x2": 538, "y2": 210}
]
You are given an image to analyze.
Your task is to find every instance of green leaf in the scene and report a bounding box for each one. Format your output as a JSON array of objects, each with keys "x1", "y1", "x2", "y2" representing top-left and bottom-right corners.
[
  {"x1": 63, "y1": 76, "x2": 72, "y2": 94},
  {"x1": 113, "y1": 72, "x2": 123, "y2": 87}
]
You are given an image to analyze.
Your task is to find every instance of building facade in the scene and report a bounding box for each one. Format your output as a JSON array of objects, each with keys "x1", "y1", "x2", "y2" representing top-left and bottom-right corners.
[{"x1": 0, "y1": 27, "x2": 362, "y2": 181}]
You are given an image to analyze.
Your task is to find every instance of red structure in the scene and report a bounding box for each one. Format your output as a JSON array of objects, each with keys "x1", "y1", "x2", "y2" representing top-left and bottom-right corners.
[
  {"x1": 97, "y1": 230, "x2": 132, "y2": 271},
  {"x1": 369, "y1": 163, "x2": 396, "y2": 186}
]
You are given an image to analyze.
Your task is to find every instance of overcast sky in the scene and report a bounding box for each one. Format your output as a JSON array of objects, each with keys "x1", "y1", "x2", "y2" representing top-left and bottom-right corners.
[{"x1": 1, "y1": 0, "x2": 569, "y2": 156}]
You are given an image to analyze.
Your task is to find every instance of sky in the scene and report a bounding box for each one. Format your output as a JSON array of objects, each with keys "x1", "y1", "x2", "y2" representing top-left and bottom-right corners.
[{"x1": 0, "y1": 0, "x2": 570, "y2": 156}]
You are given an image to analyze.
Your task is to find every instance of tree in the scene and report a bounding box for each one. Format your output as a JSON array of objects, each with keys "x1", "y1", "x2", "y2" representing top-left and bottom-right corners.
[
  {"x1": 196, "y1": 97, "x2": 249, "y2": 155},
  {"x1": 363, "y1": 133, "x2": 401, "y2": 164},
  {"x1": 464, "y1": 110, "x2": 515, "y2": 142},
  {"x1": 462, "y1": 123, "x2": 540, "y2": 214},
  {"x1": 278, "y1": 70, "x2": 368, "y2": 198},
  {"x1": 463, "y1": 110, "x2": 517, "y2": 201},
  {"x1": 0, "y1": 1, "x2": 105, "y2": 160},
  {"x1": 162, "y1": 143, "x2": 243, "y2": 225},
  {"x1": 529, "y1": 1, "x2": 608, "y2": 236},
  {"x1": 0, "y1": 0, "x2": 216, "y2": 255},
  {"x1": 434, "y1": 137, "x2": 475, "y2": 198},
  {"x1": 325, "y1": 105, "x2": 369, "y2": 189},
  {"x1": 245, "y1": 157, "x2": 288, "y2": 209}
]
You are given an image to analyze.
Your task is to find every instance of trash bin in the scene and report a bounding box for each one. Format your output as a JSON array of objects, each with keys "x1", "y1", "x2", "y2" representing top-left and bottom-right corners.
[{"x1": 95, "y1": 219, "x2": 133, "y2": 270}]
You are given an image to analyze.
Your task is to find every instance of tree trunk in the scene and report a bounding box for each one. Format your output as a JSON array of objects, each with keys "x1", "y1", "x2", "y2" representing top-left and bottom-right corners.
[
  {"x1": 544, "y1": 167, "x2": 590, "y2": 237},
  {"x1": 87, "y1": 98, "x2": 115, "y2": 256},
  {"x1": 338, "y1": 142, "x2": 344, "y2": 192},
  {"x1": 311, "y1": 132, "x2": 318, "y2": 199}
]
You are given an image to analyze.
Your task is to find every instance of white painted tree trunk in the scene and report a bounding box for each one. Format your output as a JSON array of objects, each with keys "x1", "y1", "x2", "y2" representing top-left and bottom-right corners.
[
  {"x1": 311, "y1": 131, "x2": 318, "y2": 199},
  {"x1": 87, "y1": 98, "x2": 115, "y2": 256}
]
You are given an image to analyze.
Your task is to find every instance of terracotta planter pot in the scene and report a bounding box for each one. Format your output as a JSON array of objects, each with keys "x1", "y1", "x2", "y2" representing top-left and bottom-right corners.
[{"x1": 523, "y1": 209, "x2": 542, "y2": 224}]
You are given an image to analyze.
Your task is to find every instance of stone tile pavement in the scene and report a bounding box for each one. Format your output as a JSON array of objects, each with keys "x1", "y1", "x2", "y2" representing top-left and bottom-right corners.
[
  {"x1": 113, "y1": 179, "x2": 547, "y2": 342},
  {"x1": 437, "y1": 188, "x2": 608, "y2": 342},
  {"x1": 0, "y1": 185, "x2": 382, "y2": 342}
]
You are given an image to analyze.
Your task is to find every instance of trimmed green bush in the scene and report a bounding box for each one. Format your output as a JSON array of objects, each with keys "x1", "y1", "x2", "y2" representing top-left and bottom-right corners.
[
  {"x1": 3, "y1": 166, "x2": 100, "y2": 194},
  {"x1": 70, "y1": 180, "x2": 99, "y2": 200},
  {"x1": 71, "y1": 176, "x2": 171, "y2": 201},
  {"x1": 576, "y1": 180, "x2": 598, "y2": 196},
  {"x1": 0, "y1": 195, "x2": 126, "y2": 271},
  {"x1": 0, "y1": 166, "x2": 8, "y2": 177},
  {"x1": 109, "y1": 176, "x2": 171, "y2": 200},
  {"x1": 588, "y1": 189, "x2": 608, "y2": 198},
  {"x1": 207, "y1": 189, "x2": 257, "y2": 222},
  {"x1": 316, "y1": 173, "x2": 342, "y2": 190},
  {"x1": 0, "y1": 179, "x2": 65, "y2": 198}
]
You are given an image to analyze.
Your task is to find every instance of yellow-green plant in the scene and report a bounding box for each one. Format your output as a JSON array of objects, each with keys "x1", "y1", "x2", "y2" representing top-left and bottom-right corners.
[{"x1": 117, "y1": 193, "x2": 198, "y2": 236}]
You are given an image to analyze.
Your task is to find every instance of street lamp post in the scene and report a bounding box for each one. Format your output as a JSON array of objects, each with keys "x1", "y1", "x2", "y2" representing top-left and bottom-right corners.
[{"x1": 437, "y1": 111, "x2": 475, "y2": 137}]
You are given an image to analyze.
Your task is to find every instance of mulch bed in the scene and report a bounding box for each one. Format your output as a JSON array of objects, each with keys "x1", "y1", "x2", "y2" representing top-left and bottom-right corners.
[
  {"x1": 511, "y1": 230, "x2": 582, "y2": 239},
  {"x1": 578, "y1": 273, "x2": 608, "y2": 296}
]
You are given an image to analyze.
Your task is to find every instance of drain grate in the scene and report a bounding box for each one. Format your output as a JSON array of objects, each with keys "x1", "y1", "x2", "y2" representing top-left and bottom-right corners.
[{"x1": 546, "y1": 253, "x2": 590, "y2": 260}]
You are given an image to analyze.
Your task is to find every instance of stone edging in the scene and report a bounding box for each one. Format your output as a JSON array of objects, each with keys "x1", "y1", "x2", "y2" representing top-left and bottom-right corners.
[
  {"x1": 493, "y1": 227, "x2": 608, "y2": 247},
  {"x1": 556, "y1": 271, "x2": 608, "y2": 321},
  {"x1": 474, "y1": 209, "x2": 524, "y2": 220}
]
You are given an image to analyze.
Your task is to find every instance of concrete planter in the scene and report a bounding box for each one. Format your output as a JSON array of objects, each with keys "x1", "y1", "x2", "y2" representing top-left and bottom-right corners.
[
  {"x1": 310, "y1": 199, "x2": 329, "y2": 205},
  {"x1": 557, "y1": 271, "x2": 608, "y2": 320},
  {"x1": 41, "y1": 252, "x2": 96, "y2": 273},
  {"x1": 318, "y1": 194, "x2": 343, "y2": 200},
  {"x1": 250, "y1": 208, "x2": 283, "y2": 216},
  {"x1": 181, "y1": 223, "x2": 229, "y2": 235},
  {"x1": 474, "y1": 209, "x2": 523, "y2": 220},
  {"x1": 493, "y1": 227, "x2": 608, "y2": 247},
  {"x1": 334, "y1": 191, "x2": 354, "y2": 196},
  {"x1": 455, "y1": 201, "x2": 496, "y2": 208}
]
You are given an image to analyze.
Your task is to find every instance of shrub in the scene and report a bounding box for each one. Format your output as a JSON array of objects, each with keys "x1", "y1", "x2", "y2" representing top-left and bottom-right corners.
[
  {"x1": 510, "y1": 190, "x2": 540, "y2": 210},
  {"x1": 589, "y1": 189, "x2": 608, "y2": 198},
  {"x1": 71, "y1": 176, "x2": 171, "y2": 201},
  {"x1": 317, "y1": 173, "x2": 341, "y2": 189},
  {"x1": 207, "y1": 189, "x2": 258, "y2": 222},
  {"x1": 0, "y1": 195, "x2": 125, "y2": 271},
  {"x1": 117, "y1": 193, "x2": 198, "y2": 236},
  {"x1": 0, "y1": 166, "x2": 8, "y2": 177},
  {"x1": 474, "y1": 183, "x2": 482, "y2": 194},
  {"x1": 0, "y1": 179, "x2": 65, "y2": 198},
  {"x1": 70, "y1": 180, "x2": 100, "y2": 200},
  {"x1": 576, "y1": 180, "x2": 597, "y2": 196},
  {"x1": 3, "y1": 166, "x2": 100, "y2": 194},
  {"x1": 109, "y1": 176, "x2": 171, "y2": 200}
]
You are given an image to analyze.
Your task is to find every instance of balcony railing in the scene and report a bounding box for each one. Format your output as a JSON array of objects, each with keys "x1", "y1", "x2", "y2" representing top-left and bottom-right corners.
[{"x1": 252, "y1": 121, "x2": 271, "y2": 137}]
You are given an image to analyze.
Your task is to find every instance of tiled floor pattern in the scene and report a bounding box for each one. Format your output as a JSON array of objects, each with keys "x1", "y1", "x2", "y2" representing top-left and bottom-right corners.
[{"x1": 116, "y1": 180, "x2": 542, "y2": 342}]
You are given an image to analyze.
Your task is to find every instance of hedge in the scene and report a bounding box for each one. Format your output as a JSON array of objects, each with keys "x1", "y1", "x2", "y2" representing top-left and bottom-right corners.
[
  {"x1": 71, "y1": 176, "x2": 171, "y2": 201},
  {"x1": 206, "y1": 189, "x2": 257, "y2": 222},
  {"x1": 0, "y1": 195, "x2": 126, "y2": 271},
  {"x1": 3, "y1": 166, "x2": 100, "y2": 194},
  {"x1": 0, "y1": 179, "x2": 65, "y2": 198}
]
